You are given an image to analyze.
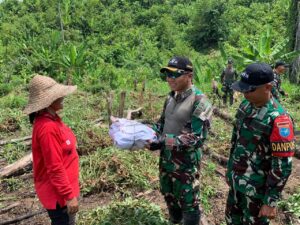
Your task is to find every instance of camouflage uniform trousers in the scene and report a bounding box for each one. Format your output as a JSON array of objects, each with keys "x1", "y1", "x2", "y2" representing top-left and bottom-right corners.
[
  {"x1": 225, "y1": 187, "x2": 270, "y2": 225},
  {"x1": 222, "y1": 83, "x2": 234, "y2": 105},
  {"x1": 160, "y1": 170, "x2": 200, "y2": 213}
]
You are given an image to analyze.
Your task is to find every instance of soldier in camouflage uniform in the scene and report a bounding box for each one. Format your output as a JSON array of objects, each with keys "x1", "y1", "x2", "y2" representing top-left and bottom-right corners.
[
  {"x1": 148, "y1": 56, "x2": 213, "y2": 225},
  {"x1": 271, "y1": 61, "x2": 288, "y2": 101},
  {"x1": 221, "y1": 59, "x2": 238, "y2": 106},
  {"x1": 226, "y1": 63, "x2": 295, "y2": 225}
]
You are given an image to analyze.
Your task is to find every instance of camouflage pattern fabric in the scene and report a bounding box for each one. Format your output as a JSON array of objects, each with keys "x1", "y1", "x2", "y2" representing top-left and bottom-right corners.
[
  {"x1": 226, "y1": 189, "x2": 269, "y2": 225},
  {"x1": 222, "y1": 83, "x2": 234, "y2": 105},
  {"x1": 221, "y1": 68, "x2": 238, "y2": 85},
  {"x1": 153, "y1": 86, "x2": 212, "y2": 213},
  {"x1": 226, "y1": 98, "x2": 295, "y2": 225},
  {"x1": 271, "y1": 72, "x2": 286, "y2": 101},
  {"x1": 221, "y1": 68, "x2": 238, "y2": 105},
  {"x1": 161, "y1": 171, "x2": 200, "y2": 212}
]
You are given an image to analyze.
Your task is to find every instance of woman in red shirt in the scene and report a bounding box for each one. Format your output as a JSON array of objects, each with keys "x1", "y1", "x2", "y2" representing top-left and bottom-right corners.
[{"x1": 24, "y1": 75, "x2": 79, "y2": 225}]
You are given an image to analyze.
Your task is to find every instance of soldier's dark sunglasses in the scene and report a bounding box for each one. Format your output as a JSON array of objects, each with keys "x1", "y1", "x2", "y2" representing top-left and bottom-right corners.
[{"x1": 161, "y1": 70, "x2": 189, "y2": 80}]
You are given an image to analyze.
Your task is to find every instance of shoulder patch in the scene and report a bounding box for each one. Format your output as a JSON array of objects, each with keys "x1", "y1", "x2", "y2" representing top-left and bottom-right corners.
[
  {"x1": 270, "y1": 115, "x2": 295, "y2": 157},
  {"x1": 193, "y1": 95, "x2": 213, "y2": 121}
]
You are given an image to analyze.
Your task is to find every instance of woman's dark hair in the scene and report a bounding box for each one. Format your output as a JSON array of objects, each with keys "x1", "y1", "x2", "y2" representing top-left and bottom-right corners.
[{"x1": 29, "y1": 112, "x2": 36, "y2": 124}]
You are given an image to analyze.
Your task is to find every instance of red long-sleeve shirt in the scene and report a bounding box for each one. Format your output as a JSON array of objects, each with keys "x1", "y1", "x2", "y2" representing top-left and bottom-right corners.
[{"x1": 31, "y1": 112, "x2": 79, "y2": 209}]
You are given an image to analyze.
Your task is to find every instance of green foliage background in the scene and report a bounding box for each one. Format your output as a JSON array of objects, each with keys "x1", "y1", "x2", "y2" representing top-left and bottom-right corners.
[
  {"x1": 0, "y1": 1, "x2": 299, "y2": 223},
  {"x1": 0, "y1": 0, "x2": 295, "y2": 91}
]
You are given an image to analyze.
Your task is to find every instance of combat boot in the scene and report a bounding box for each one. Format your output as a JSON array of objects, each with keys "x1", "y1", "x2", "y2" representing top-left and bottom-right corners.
[
  {"x1": 183, "y1": 210, "x2": 200, "y2": 225},
  {"x1": 168, "y1": 207, "x2": 183, "y2": 224}
]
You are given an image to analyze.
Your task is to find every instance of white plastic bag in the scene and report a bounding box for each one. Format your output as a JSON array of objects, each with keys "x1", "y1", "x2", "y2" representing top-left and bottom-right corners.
[{"x1": 109, "y1": 117, "x2": 157, "y2": 150}]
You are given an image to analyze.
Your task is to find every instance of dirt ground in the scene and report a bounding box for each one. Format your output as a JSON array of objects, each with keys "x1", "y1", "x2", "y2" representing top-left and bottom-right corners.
[{"x1": 1, "y1": 157, "x2": 299, "y2": 225}]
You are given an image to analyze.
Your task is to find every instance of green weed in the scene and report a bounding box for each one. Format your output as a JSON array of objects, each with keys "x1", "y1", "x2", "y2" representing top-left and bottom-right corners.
[
  {"x1": 78, "y1": 198, "x2": 168, "y2": 225},
  {"x1": 200, "y1": 185, "x2": 216, "y2": 213},
  {"x1": 1, "y1": 178, "x2": 24, "y2": 192},
  {"x1": 279, "y1": 189, "x2": 300, "y2": 218},
  {"x1": 0, "y1": 83, "x2": 13, "y2": 97},
  {"x1": 0, "y1": 94, "x2": 27, "y2": 109},
  {"x1": 0, "y1": 143, "x2": 29, "y2": 163},
  {"x1": 201, "y1": 160, "x2": 217, "y2": 213},
  {"x1": 80, "y1": 147, "x2": 158, "y2": 196}
]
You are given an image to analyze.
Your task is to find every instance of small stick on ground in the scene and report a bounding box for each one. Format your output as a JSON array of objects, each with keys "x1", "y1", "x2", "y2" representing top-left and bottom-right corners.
[
  {"x1": 0, "y1": 202, "x2": 20, "y2": 214},
  {"x1": 0, "y1": 209, "x2": 46, "y2": 225},
  {"x1": 0, "y1": 136, "x2": 31, "y2": 146}
]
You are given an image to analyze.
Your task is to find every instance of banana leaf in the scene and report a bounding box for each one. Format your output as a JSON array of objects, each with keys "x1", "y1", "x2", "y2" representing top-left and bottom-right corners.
[
  {"x1": 280, "y1": 50, "x2": 300, "y2": 61},
  {"x1": 271, "y1": 38, "x2": 289, "y2": 59}
]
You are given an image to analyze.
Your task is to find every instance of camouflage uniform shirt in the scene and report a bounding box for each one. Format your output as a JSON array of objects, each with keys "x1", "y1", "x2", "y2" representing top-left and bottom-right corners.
[
  {"x1": 154, "y1": 86, "x2": 212, "y2": 172},
  {"x1": 271, "y1": 72, "x2": 286, "y2": 100},
  {"x1": 153, "y1": 86, "x2": 213, "y2": 211},
  {"x1": 221, "y1": 67, "x2": 238, "y2": 86},
  {"x1": 226, "y1": 97, "x2": 295, "y2": 207}
]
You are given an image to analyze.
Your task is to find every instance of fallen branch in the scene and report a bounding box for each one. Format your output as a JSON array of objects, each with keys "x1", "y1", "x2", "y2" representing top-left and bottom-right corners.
[
  {"x1": 203, "y1": 145, "x2": 229, "y2": 166},
  {"x1": 212, "y1": 107, "x2": 235, "y2": 126},
  {"x1": 210, "y1": 152, "x2": 229, "y2": 166},
  {"x1": 0, "y1": 136, "x2": 31, "y2": 146},
  {"x1": 0, "y1": 202, "x2": 20, "y2": 214},
  {"x1": 0, "y1": 153, "x2": 32, "y2": 178},
  {"x1": 0, "y1": 209, "x2": 45, "y2": 225}
]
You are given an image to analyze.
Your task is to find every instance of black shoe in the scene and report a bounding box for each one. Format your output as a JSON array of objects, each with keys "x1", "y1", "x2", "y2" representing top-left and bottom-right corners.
[
  {"x1": 168, "y1": 207, "x2": 183, "y2": 224},
  {"x1": 183, "y1": 211, "x2": 200, "y2": 225}
]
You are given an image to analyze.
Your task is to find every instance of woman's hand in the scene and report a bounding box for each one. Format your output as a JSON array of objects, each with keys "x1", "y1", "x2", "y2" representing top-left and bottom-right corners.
[{"x1": 66, "y1": 197, "x2": 79, "y2": 214}]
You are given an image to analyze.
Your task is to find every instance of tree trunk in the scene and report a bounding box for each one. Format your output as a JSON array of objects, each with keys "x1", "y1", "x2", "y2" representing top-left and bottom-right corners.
[
  {"x1": 0, "y1": 153, "x2": 32, "y2": 178},
  {"x1": 291, "y1": 0, "x2": 300, "y2": 83}
]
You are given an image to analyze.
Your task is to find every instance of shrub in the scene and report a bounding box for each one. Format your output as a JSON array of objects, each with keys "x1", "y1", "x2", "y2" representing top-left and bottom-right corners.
[
  {"x1": 80, "y1": 147, "x2": 158, "y2": 195},
  {"x1": 78, "y1": 198, "x2": 168, "y2": 225},
  {"x1": 278, "y1": 189, "x2": 300, "y2": 218}
]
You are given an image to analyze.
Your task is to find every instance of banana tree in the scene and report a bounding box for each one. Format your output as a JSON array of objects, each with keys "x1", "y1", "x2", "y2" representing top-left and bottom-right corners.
[
  {"x1": 219, "y1": 27, "x2": 300, "y2": 71},
  {"x1": 59, "y1": 44, "x2": 87, "y2": 84},
  {"x1": 193, "y1": 59, "x2": 222, "y2": 93}
]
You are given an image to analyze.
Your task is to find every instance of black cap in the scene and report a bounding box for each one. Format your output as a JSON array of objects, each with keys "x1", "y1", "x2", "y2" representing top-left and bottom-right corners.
[
  {"x1": 232, "y1": 63, "x2": 274, "y2": 93},
  {"x1": 160, "y1": 56, "x2": 193, "y2": 73},
  {"x1": 275, "y1": 61, "x2": 288, "y2": 69}
]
